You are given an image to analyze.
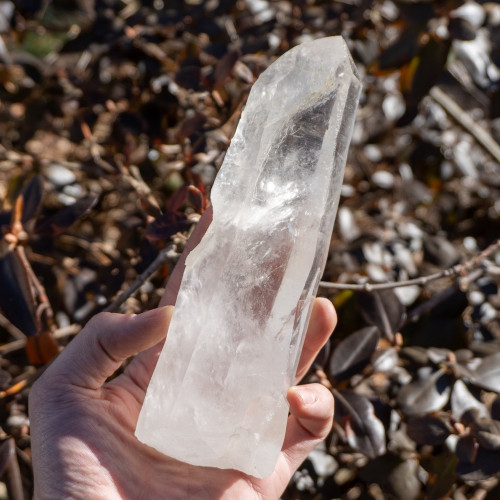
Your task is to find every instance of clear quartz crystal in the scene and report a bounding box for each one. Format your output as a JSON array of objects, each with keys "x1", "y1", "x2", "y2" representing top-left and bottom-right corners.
[{"x1": 135, "y1": 36, "x2": 361, "y2": 478}]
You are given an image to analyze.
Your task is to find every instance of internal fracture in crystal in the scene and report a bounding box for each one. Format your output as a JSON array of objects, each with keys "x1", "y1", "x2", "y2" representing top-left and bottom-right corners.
[{"x1": 135, "y1": 36, "x2": 362, "y2": 478}]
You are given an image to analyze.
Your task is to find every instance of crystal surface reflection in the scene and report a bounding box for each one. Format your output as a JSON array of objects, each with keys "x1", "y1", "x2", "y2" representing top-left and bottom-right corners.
[{"x1": 136, "y1": 36, "x2": 361, "y2": 478}]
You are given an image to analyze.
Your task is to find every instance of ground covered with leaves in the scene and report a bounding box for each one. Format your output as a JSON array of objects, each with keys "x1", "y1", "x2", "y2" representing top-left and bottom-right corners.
[{"x1": 1, "y1": 0, "x2": 500, "y2": 498}]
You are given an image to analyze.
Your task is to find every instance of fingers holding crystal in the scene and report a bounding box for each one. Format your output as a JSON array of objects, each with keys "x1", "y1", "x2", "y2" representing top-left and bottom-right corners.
[
  {"x1": 44, "y1": 307, "x2": 174, "y2": 390},
  {"x1": 294, "y1": 298, "x2": 337, "y2": 383}
]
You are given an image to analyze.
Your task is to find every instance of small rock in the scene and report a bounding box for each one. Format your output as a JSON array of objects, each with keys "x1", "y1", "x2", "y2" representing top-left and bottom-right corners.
[
  {"x1": 451, "y1": 1, "x2": 486, "y2": 29},
  {"x1": 453, "y1": 31, "x2": 498, "y2": 88},
  {"x1": 148, "y1": 149, "x2": 160, "y2": 161},
  {"x1": 57, "y1": 193, "x2": 79, "y2": 206},
  {"x1": 363, "y1": 241, "x2": 388, "y2": 266},
  {"x1": 454, "y1": 141, "x2": 478, "y2": 178},
  {"x1": 338, "y1": 207, "x2": 361, "y2": 242},
  {"x1": 364, "y1": 144, "x2": 383, "y2": 162},
  {"x1": 372, "y1": 170, "x2": 394, "y2": 189},
  {"x1": 480, "y1": 302, "x2": 497, "y2": 323},
  {"x1": 463, "y1": 236, "x2": 478, "y2": 252},
  {"x1": 309, "y1": 446, "x2": 338, "y2": 477},
  {"x1": 441, "y1": 130, "x2": 457, "y2": 146},
  {"x1": 469, "y1": 290, "x2": 485, "y2": 305},
  {"x1": 46, "y1": 164, "x2": 76, "y2": 187},
  {"x1": 383, "y1": 93, "x2": 405, "y2": 121},
  {"x1": 293, "y1": 469, "x2": 315, "y2": 492},
  {"x1": 372, "y1": 347, "x2": 399, "y2": 373},
  {"x1": 246, "y1": 0, "x2": 269, "y2": 14},
  {"x1": 366, "y1": 262, "x2": 390, "y2": 282},
  {"x1": 397, "y1": 221, "x2": 423, "y2": 240},
  {"x1": 379, "y1": 0, "x2": 399, "y2": 21},
  {"x1": 441, "y1": 160, "x2": 454, "y2": 180},
  {"x1": 63, "y1": 183, "x2": 84, "y2": 198},
  {"x1": 7, "y1": 414, "x2": 29, "y2": 430},
  {"x1": 0, "y1": 1, "x2": 14, "y2": 34},
  {"x1": 341, "y1": 184, "x2": 356, "y2": 197},
  {"x1": 394, "y1": 285, "x2": 420, "y2": 305},
  {"x1": 398, "y1": 163, "x2": 413, "y2": 181},
  {"x1": 393, "y1": 243, "x2": 417, "y2": 275}
]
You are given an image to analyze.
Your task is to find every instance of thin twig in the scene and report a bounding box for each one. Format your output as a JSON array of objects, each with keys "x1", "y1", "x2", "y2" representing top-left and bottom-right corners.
[
  {"x1": 104, "y1": 245, "x2": 179, "y2": 313},
  {"x1": 58, "y1": 235, "x2": 113, "y2": 266},
  {"x1": 0, "y1": 324, "x2": 80, "y2": 355},
  {"x1": 429, "y1": 86, "x2": 500, "y2": 163},
  {"x1": 16, "y1": 447, "x2": 32, "y2": 471},
  {"x1": 0, "y1": 315, "x2": 26, "y2": 341},
  {"x1": 16, "y1": 246, "x2": 54, "y2": 329},
  {"x1": 53, "y1": 324, "x2": 81, "y2": 339},
  {"x1": 319, "y1": 239, "x2": 500, "y2": 292},
  {"x1": 4, "y1": 439, "x2": 23, "y2": 500}
]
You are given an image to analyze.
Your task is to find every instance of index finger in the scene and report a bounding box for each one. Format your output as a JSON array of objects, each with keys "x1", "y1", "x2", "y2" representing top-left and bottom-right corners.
[{"x1": 294, "y1": 298, "x2": 337, "y2": 383}]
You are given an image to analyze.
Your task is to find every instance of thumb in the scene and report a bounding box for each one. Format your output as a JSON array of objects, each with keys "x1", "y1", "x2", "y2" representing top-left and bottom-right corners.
[
  {"x1": 44, "y1": 306, "x2": 173, "y2": 390},
  {"x1": 279, "y1": 384, "x2": 334, "y2": 479}
]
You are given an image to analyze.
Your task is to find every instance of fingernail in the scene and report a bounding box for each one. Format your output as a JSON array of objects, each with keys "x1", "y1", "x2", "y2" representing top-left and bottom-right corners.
[
  {"x1": 296, "y1": 387, "x2": 317, "y2": 406},
  {"x1": 137, "y1": 306, "x2": 174, "y2": 322}
]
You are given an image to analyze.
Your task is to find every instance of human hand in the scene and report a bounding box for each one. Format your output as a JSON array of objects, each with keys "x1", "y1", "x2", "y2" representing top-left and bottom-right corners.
[{"x1": 29, "y1": 211, "x2": 337, "y2": 500}]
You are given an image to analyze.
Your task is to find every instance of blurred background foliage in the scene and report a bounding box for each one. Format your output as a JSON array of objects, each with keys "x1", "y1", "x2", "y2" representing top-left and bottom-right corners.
[{"x1": 0, "y1": 0, "x2": 500, "y2": 498}]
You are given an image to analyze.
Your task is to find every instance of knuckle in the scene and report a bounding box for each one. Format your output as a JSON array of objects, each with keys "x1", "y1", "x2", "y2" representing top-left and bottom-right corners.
[{"x1": 86, "y1": 311, "x2": 113, "y2": 330}]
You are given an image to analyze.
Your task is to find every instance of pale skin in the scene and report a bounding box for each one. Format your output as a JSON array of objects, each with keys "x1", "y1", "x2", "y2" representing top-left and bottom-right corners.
[{"x1": 29, "y1": 209, "x2": 337, "y2": 499}]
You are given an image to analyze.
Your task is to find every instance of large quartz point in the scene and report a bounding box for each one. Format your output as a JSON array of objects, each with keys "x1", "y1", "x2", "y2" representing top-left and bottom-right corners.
[{"x1": 135, "y1": 36, "x2": 361, "y2": 478}]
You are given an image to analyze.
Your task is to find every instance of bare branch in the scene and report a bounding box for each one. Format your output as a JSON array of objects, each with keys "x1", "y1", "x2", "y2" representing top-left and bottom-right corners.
[
  {"x1": 3, "y1": 439, "x2": 24, "y2": 500},
  {"x1": 16, "y1": 246, "x2": 54, "y2": 330},
  {"x1": 319, "y1": 239, "x2": 500, "y2": 292},
  {"x1": 0, "y1": 315, "x2": 26, "y2": 341},
  {"x1": 104, "y1": 245, "x2": 179, "y2": 313},
  {"x1": 429, "y1": 86, "x2": 500, "y2": 163},
  {"x1": 0, "y1": 324, "x2": 80, "y2": 355}
]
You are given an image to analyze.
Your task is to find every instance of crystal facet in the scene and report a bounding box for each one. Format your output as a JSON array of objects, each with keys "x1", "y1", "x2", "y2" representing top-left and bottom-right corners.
[{"x1": 135, "y1": 36, "x2": 361, "y2": 478}]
